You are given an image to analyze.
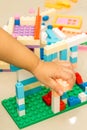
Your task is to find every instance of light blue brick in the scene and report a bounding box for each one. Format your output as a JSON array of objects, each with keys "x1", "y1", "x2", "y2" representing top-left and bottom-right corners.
[
  {"x1": 46, "y1": 37, "x2": 60, "y2": 45},
  {"x1": 44, "y1": 55, "x2": 52, "y2": 61},
  {"x1": 25, "y1": 86, "x2": 42, "y2": 96},
  {"x1": 46, "y1": 29, "x2": 58, "y2": 39},
  {"x1": 79, "y1": 82, "x2": 87, "y2": 91},
  {"x1": 53, "y1": 52, "x2": 58, "y2": 59},
  {"x1": 70, "y1": 57, "x2": 77, "y2": 63},
  {"x1": 21, "y1": 77, "x2": 38, "y2": 86},
  {"x1": 44, "y1": 55, "x2": 47, "y2": 61},
  {"x1": 16, "y1": 82, "x2": 24, "y2": 99},
  {"x1": 51, "y1": 53, "x2": 58, "y2": 61},
  {"x1": 60, "y1": 49, "x2": 67, "y2": 60},
  {"x1": 10, "y1": 64, "x2": 21, "y2": 72},
  {"x1": 61, "y1": 92, "x2": 68, "y2": 99},
  {"x1": 70, "y1": 46, "x2": 78, "y2": 52},
  {"x1": 17, "y1": 104, "x2": 25, "y2": 111}
]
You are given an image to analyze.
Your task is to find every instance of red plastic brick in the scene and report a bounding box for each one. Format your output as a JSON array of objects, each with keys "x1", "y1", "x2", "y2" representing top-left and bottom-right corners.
[
  {"x1": 60, "y1": 100, "x2": 66, "y2": 111},
  {"x1": 75, "y1": 72, "x2": 83, "y2": 85},
  {"x1": 42, "y1": 91, "x2": 51, "y2": 106}
]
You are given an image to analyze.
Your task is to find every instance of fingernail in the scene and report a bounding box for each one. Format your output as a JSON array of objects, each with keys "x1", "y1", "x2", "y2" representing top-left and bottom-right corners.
[{"x1": 58, "y1": 90, "x2": 63, "y2": 95}]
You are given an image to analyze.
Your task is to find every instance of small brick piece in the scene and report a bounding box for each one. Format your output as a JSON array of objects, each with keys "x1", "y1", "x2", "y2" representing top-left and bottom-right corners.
[
  {"x1": 75, "y1": 72, "x2": 83, "y2": 85},
  {"x1": 60, "y1": 100, "x2": 66, "y2": 111},
  {"x1": 42, "y1": 91, "x2": 51, "y2": 106}
]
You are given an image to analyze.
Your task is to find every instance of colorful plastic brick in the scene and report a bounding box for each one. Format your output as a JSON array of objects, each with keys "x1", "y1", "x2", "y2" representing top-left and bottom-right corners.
[
  {"x1": 42, "y1": 91, "x2": 51, "y2": 106},
  {"x1": 46, "y1": 28, "x2": 60, "y2": 45},
  {"x1": 52, "y1": 15, "x2": 82, "y2": 29},
  {"x1": 14, "y1": 15, "x2": 20, "y2": 25},
  {"x1": 53, "y1": 27, "x2": 66, "y2": 40},
  {"x1": 34, "y1": 8, "x2": 41, "y2": 39},
  {"x1": 45, "y1": 0, "x2": 71, "y2": 9},
  {"x1": 75, "y1": 72, "x2": 83, "y2": 85},
  {"x1": 68, "y1": 96, "x2": 81, "y2": 107},
  {"x1": 42, "y1": 15, "x2": 49, "y2": 21},
  {"x1": 79, "y1": 82, "x2": 87, "y2": 91},
  {"x1": 60, "y1": 100, "x2": 66, "y2": 111},
  {"x1": 62, "y1": 27, "x2": 82, "y2": 37},
  {"x1": 69, "y1": 46, "x2": 78, "y2": 64},
  {"x1": 13, "y1": 25, "x2": 35, "y2": 37},
  {"x1": 47, "y1": 25, "x2": 53, "y2": 29},
  {"x1": 78, "y1": 92, "x2": 87, "y2": 102},
  {"x1": 51, "y1": 90, "x2": 60, "y2": 113}
]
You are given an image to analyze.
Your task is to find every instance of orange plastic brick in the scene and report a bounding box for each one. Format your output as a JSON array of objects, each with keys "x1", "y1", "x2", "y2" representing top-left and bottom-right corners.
[{"x1": 34, "y1": 8, "x2": 41, "y2": 39}]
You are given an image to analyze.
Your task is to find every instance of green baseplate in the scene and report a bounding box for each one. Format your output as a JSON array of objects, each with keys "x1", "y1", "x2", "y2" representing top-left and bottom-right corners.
[
  {"x1": 81, "y1": 41, "x2": 87, "y2": 45},
  {"x1": 1, "y1": 84, "x2": 87, "y2": 129}
]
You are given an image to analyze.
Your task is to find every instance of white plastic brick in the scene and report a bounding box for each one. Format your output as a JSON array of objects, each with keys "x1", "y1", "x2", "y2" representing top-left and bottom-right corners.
[
  {"x1": 78, "y1": 92, "x2": 87, "y2": 102},
  {"x1": 70, "y1": 51, "x2": 78, "y2": 58},
  {"x1": 53, "y1": 28, "x2": 66, "y2": 40},
  {"x1": 66, "y1": 33, "x2": 87, "y2": 47},
  {"x1": 16, "y1": 98, "x2": 25, "y2": 105},
  {"x1": 51, "y1": 90, "x2": 60, "y2": 114},
  {"x1": 18, "y1": 110, "x2": 25, "y2": 116},
  {"x1": 7, "y1": 17, "x2": 14, "y2": 34},
  {"x1": 17, "y1": 36, "x2": 40, "y2": 45},
  {"x1": 20, "y1": 16, "x2": 35, "y2": 26}
]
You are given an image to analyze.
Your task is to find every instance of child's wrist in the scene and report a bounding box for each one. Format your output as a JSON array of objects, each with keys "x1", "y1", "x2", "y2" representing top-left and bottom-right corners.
[{"x1": 31, "y1": 60, "x2": 44, "y2": 76}]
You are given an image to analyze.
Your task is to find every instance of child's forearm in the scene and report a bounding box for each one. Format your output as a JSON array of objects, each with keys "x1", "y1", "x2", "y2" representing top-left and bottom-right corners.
[{"x1": 0, "y1": 28, "x2": 40, "y2": 73}]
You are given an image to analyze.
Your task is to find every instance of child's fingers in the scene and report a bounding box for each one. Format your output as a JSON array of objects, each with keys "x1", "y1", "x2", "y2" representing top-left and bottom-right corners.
[
  {"x1": 55, "y1": 67, "x2": 75, "y2": 81},
  {"x1": 49, "y1": 78, "x2": 64, "y2": 96}
]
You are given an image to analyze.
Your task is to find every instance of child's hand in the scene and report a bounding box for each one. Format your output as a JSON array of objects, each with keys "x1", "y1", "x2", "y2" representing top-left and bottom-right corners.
[{"x1": 32, "y1": 60, "x2": 76, "y2": 96}]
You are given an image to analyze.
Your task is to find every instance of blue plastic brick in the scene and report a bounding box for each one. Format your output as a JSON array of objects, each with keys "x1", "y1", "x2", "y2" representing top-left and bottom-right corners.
[
  {"x1": 79, "y1": 82, "x2": 87, "y2": 91},
  {"x1": 51, "y1": 53, "x2": 57, "y2": 60},
  {"x1": 46, "y1": 37, "x2": 60, "y2": 45},
  {"x1": 59, "y1": 49, "x2": 67, "y2": 60},
  {"x1": 21, "y1": 77, "x2": 38, "y2": 86},
  {"x1": 41, "y1": 23, "x2": 45, "y2": 25},
  {"x1": 17, "y1": 104, "x2": 25, "y2": 111},
  {"x1": 46, "y1": 29, "x2": 58, "y2": 39},
  {"x1": 70, "y1": 57, "x2": 77, "y2": 63},
  {"x1": 10, "y1": 64, "x2": 21, "y2": 71},
  {"x1": 61, "y1": 92, "x2": 68, "y2": 99},
  {"x1": 68, "y1": 96, "x2": 81, "y2": 107},
  {"x1": 44, "y1": 54, "x2": 52, "y2": 61},
  {"x1": 42, "y1": 15, "x2": 49, "y2": 21},
  {"x1": 14, "y1": 19, "x2": 20, "y2": 25},
  {"x1": 53, "y1": 52, "x2": 58, "y2": 59},
  {"x1": 16, "y1": 82, "x2": 24, "y2": 99},
  {"x1": 47, "y1": 25, "x2": 53, "y2": 29},
  {"x1": 70, "y1": 46, "x2": 78, "y2": 52},
  {"x1": 40, "y1": 48, "x2": 44, "y2": 60},
  {"x1": 25, "y1": 86, "x2": 42, "y2": 96},
  {"x1": 44, "y1": 53, "x2": 58, "y2": 61}
]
